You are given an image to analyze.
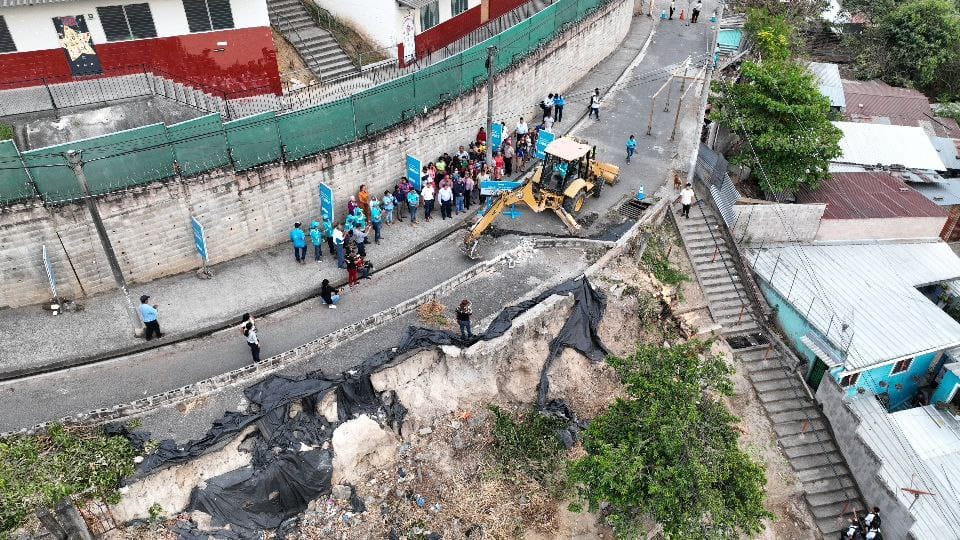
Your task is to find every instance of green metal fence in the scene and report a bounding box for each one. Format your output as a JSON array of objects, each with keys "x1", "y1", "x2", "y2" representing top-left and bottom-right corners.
[{"x1": 0, "y1": 0, "x2": 611, "y2": 205}]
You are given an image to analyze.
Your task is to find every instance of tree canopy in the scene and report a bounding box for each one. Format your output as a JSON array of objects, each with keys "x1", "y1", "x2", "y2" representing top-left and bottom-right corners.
[{"x1": 568, "y1": 341, "x2": 772, "y2": 538}]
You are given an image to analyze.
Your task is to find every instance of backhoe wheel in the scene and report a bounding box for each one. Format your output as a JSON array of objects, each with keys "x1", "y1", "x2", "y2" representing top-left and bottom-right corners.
[
  {"x1": 592, "y1": 177, "x2": 603, "y2": 198},
  {"x1": 563, "y1": 189, "x2": 587, "y2": 215}
]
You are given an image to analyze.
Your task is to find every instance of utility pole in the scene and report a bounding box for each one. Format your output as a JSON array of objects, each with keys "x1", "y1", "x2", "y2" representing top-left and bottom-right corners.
[
  {"x1": 686, "y1": 3, "x2": 723, "y2": 186},
  {"x1": 485, "y1": 45, "x2": 498, "y2": 165},
  {"x1": 66, "y1": 150, "x2": 143, "y2": 336}
]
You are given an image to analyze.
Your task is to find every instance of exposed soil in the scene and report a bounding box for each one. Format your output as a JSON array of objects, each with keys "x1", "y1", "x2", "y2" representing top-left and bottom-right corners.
[{"x1": 273, "y1": 29, "x2": 318, "y2": 89}]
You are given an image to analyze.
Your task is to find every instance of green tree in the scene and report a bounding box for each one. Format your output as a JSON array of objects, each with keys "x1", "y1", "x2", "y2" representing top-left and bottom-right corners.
[
  {"x1": 0, "y1": 424, "x2": 135, "y2": 534},
  {"x1": 568, "y1": 342, "x2": 772, "y2": 539},
  {"x1": 711, "y1": 60, "x2": 842, "y2": 194},
  {"x1": 878, "y1": 0, "x2": 960, "y2": 89},
  {"x1": 744, "y1": 9, "x2": 794, "y2": 62}
]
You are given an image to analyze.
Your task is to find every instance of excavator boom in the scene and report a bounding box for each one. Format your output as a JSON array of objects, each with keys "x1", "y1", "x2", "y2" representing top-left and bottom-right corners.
[{"x1": 461, "y1": 184, "x2": 530, "y2": 259}]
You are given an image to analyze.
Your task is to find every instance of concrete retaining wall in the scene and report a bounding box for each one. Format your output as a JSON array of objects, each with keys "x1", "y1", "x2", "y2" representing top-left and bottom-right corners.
[
  {"x1": 731, "y1": 203, "x2": 823, "y2": 245},
  {"x1": 0, "y1": 0, "x2": 633, "y2": 309}
]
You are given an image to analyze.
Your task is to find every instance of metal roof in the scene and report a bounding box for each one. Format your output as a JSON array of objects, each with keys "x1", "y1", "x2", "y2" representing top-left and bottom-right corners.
[
  {"x1": 933, "y1": 136, "x2": 960, "y2": 171},
  {"x1": 848, "y1": 395, "x2": 960, "y2": 540},
  {"x1": 397, "y1": 0, "x2": 440, "y2": 8},
  {"x1": 911, "y1": 179, "x2": 960, "y2": 207},
  {"x1": 832, "y1": 121, "x2": 947, "y2": 171},
  {"x1": 0, "y1": 0, "x2": 71, "y2": 6},
  {"x1": 794, "y1": 171, "x2": 946, "y2": 219},
  {"x1": 842, "y1": 79, "x2": 960, "y2": 138},
  {"x1": 807, "y1": 62, "x2": 845, "y2": 109},
  {"x1": 545, "y1": 137, "x2": 591, "y2": 161},
  {"x1": 747, "y1": 242, "x2": 960, "y2": 371}
]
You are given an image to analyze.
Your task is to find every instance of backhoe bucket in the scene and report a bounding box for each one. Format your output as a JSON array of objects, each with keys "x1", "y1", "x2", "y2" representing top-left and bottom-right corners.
[
  {"x1": 592, "y1": 161, "x2": 621, "y2": 185},
  {"x1": 461, "y1": 236, "x2": 482, "y2": 260}
]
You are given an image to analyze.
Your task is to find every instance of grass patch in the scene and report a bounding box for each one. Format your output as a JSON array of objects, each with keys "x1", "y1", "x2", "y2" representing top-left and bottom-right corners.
[
  {"x1": 487, "y1": 405, "x2": 569, "y2": 495},
  {"x1": 0, "y1": 123, "x2": 13, "y2": 141},
  {"x1": 641, "y1": 230, "x2": 689, "y2": 286}
]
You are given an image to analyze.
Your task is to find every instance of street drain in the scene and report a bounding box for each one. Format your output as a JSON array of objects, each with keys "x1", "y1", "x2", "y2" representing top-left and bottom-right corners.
[
  {"x1": 727, "y1": 336, "x2": 753, "y2": 350},
  {"x1": 617, "y1": 198, "x2": 651, "y2": 220}
]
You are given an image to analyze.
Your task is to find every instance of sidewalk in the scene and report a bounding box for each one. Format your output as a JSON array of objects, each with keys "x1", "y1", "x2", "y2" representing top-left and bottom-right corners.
[{"x1": 0, "y1": 7, "x2": 668, "y2": 379}]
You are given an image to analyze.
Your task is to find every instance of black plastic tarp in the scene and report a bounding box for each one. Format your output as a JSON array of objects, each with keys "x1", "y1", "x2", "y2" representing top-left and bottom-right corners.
[{"x1": 124, "y1": 276, "x2": 607, "y2": 536}]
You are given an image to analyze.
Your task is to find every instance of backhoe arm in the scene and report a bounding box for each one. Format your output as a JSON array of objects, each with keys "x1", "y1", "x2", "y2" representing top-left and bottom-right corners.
[{"x1": 461, "y1": 185, "x2": 528, "y2": 258}]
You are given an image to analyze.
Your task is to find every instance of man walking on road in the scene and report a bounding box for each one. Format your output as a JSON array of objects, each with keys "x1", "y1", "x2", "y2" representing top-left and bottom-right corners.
[
  {"x1": 290, "y1": 222, "x2": 307, "y2": 264},
  {"x1": 243, "y1": 321, "x2": 260, "y2": 362},
  {"x1": 589, "y1": 88, "x2": 601, "y2": 120},
  {"x1": 691, "y1": 0, "x2": 702, "y2": 22},
  {"x1": 678, "y1": 183, "x2": 696, "y2": 218},
  {"x1": 626, "y1": 135, "x2": 637, "y2": 163},
  {"x1": 139, "y1": 295, "x2": 163, "y2": 340}
]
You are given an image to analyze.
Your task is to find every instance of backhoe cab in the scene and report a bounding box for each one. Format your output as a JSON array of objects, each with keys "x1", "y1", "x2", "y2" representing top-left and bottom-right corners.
[{"x1": 461, "y1": 136, "x2": 619, "y2": 259}]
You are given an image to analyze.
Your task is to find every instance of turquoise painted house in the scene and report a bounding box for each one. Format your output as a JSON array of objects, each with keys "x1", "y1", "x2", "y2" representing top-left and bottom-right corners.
[{"x1": 748, "y1": 242, "x2": 960, "y2": 412}]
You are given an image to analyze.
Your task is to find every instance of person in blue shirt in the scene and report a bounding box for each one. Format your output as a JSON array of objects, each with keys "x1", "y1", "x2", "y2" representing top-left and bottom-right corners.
[
  {"x1": 322, "y1": 217, "x2": 335, "y2": 256},
  {"x1": 626, "y1": 134, "x2": 637, "y2": 163},
  {"x1": 407, "y1": 189, "x2": 420, "y2": 225},
  {"x1": 290, "y1": 222, "x2": 307, "y2": 264},
  {"x1": 553, "y1": 93, "x2": 565, "y2": 122},
  {"x1": 370, "y1": 200, "x2": 383, "y2": 244},
  {"x1": 309, "y1": 221, "x2": 323, "y2": 262},
  {"x1": 139, "y1": 294, "x2": 163, "y2": 340}
]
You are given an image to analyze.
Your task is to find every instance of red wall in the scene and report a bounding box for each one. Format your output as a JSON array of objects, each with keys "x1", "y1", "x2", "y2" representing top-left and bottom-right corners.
[
  {"x1": 414, "y1": 0, "x2": 533, "y2": 59},
  {"x1": 0, "y1": 26, "x2": 282, "y2": 97}
]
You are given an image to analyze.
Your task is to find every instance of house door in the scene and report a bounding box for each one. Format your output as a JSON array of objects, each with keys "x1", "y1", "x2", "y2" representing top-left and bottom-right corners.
[{"x1": 807, "y1": 357, "x2": 828, "y2": 391}]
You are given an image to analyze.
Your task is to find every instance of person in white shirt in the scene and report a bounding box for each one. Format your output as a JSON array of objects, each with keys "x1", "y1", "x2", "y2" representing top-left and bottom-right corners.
[
  {"x1": 589, "y1": 88, "x2": 601, "y2": 120},
  {"x1": 543, "y1": 115, "x2": 555, "y2": 133},
  {"x1": 541, "y1": 94, "x2": 554, "y2": 121},
  {"x1": 243, "y1": 321, "x2": 260, "y2": 362},
  {"x1": 515, "y1": 116, "x2": 528, "y2": 146},
  {"x1": 333, "y1": 225, "x2": 346, "y2": 268},
  {"x1": 438, "y1": 184, "x2": 454, "y2": 219},
  {"x1": 677, "y1": 182, "x2": 696, "y2": 218},
  {"x1": 422, "y1": 182, "x2": 436, "y2": 221}
]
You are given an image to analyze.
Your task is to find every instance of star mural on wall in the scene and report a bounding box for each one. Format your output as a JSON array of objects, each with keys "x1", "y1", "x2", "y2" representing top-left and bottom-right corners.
[{"x1": 59, "y1": 25, "x2": 95, "y2": 61}]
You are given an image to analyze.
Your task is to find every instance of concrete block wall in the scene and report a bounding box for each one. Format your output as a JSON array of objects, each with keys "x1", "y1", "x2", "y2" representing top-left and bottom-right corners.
[
  {"x1": 0, "y1": 0, "x2": 633, "y2": 309},
  {"x1": 816, "y1": 376, "x2": 915, "y2": 539},
  {"x1": 731, "y1": 203, "x2": 824, "y2": 244}
]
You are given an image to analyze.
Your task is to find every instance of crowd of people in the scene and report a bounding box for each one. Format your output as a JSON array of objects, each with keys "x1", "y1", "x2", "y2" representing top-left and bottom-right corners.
[{"x1": 840, "y1": 507, "x2": 883, "y2": 540}]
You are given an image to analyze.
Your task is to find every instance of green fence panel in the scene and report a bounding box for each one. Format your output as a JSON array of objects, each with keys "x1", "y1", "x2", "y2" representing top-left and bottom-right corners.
[
  {"x1": 278, "y1": 106, "x2": 326, "y2": 161},
  {"x1": 24, "y1": 123, "x2": 175, "y2": 202},
  {"x1": 0, "y1": 140, "x2": 34, "y2": 203},
  {"x1": 352, "y1": 76, "x2": 416, "y2": 136},
  {"x1": 413, "y1": 60, "x2": 460, "y2": 114},
  {"x1": 529, "y1": 4, "x2": 558, "y2": 51},
  {"x1": 224, "y1": 111, "x2": 281, "y2": 171},
  {"x1": 496, "y1": 24, "x2": 529, "y2": 71},
  {"x1": 460, "y1": 42, "x2": 491, "y2": 91},
  {"x1": 317, "y1": 99, "x2": 358, "y2": 152},
  {"x1": 554, "y1": 0, "x2": 579, "y2": 29},
  {"x1": 167, "y1": 114, "x2": 229, "y2": 176}
]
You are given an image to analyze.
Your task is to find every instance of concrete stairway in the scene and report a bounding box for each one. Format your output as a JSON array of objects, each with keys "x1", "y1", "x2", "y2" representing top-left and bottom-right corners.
[
  {"x1": 675, "y1": 200, "x2": 866, "y2": 536},
  {"x1": 267, "y1": 0, "x2": 359, "y2": 81}
]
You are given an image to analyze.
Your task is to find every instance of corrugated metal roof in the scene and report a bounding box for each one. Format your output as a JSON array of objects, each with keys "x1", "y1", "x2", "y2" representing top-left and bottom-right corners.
[
  {"x1": 832, "y1": 121, "x2": 947, "y2": 171},
  {"x1": 397, "y1": 0, "x2": 438, "y2": 8},
  {"x1": 808, "y1": 62, "x2": 845, "y2": 108},
  {"x1": 794, "y1": 171, "x2": 946, "y2": 219},
  {"x1": 842, "y1": 79, "x2": 960, "y2": 138},
  {"x1": 911, "y1": 179, "x2": 960, "y2": 207},
  {"x1": 848, "y1": 395, "x2": 960, "y2": 540},
  {"x1": 747, "y1": 242, "x2": 960, "y2": 371},
  {"x1": 0, "y1": 0, "x2": 72, "y2": 6},
  {"x1": 933, "y1": 136, "x2": 960, "y2": 171}
]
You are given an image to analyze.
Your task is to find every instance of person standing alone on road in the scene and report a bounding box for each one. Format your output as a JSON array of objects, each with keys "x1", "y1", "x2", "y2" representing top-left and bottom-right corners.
[
  {"x1": 589, "y1": 88, "x2": 601, "y2": 120},
  {"x1": 290, "y1": 222, "x2": 307, "y2": 264},
  {"x1": 669, "y1": 0, "x2": 675, "y2": 19},
  {"x1": 456, "y1": 299, "x2": 473, "y2": 339},
  {"x1": 553, "y1": 93, "x2": 565, "y2": 122},
  {"x1": 243, "y1": 321, "x2": 260, "y2": 362},
  {"x1": 678, "y1": 182, "x2": 696, "y2": 218},
  {"x1": 139, "y1": 295, "x2": 163, "y2": 340},
  {"x1": 626, "y1": 135, "x2": 637, "y2": 163}
]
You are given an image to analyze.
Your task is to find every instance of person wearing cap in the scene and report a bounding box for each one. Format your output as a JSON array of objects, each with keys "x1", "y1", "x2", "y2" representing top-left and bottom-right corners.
[
  {"x1": 309, "y1": 221, "x2": 323, "y2": 263},
  {"x1": 139, "y1": 295, "x2": 162, "y2": 340},
  {"x1": 290, "y1": 222, "x2": 307, "y2": 264}
]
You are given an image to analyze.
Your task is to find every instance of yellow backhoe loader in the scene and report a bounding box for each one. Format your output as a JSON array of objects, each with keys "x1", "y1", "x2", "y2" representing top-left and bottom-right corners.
[{"x1": 462, "y1": 136, "x2": 620, "y2": 258}]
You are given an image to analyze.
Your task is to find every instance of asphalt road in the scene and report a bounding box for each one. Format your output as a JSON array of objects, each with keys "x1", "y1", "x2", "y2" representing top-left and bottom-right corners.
[{"x1": 0, "y1": 9, "x2": 715, "y2": 434}]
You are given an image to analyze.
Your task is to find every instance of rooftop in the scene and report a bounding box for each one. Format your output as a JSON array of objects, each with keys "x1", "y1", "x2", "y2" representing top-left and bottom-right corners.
[
  {"x1": 808, "y1": 62, "x2": 845, "y2": 109},
  {"x1": 842, "y1": 79, "x2": 960, "y2": 138},
  {"x1": 794, "y1": 171, "x2": 946, "y2": 219},
  {"x1": 748, "y1": 242, "x2": 960, "y2": 372},
  {"x1": 848, "y1": 395, "x2": 960, "y2": 539},
  {"x1": 911, "y1": 179, "x2": 960, "y2": 207},
  {"x1": 933, "y1": 136, "x2": 960, "y2": 171},
  {"x1": 832, "y1": 121, "x2": 946, "y2": 171}
]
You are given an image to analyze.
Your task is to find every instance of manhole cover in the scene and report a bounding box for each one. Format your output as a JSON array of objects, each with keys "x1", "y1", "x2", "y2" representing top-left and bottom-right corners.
[{"x1": 750, "y1": 333, "x2": 769, "y2": 345}]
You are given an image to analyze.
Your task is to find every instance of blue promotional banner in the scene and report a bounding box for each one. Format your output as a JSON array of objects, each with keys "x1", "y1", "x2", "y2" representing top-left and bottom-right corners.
[
  {"x1": 491, "y1": 122, "x2": 503, "y2": 150},
  {"x1": 319, "y1": 182, "x2": 334, "y2": 223},
  {"x1": 479, "y1": 180, "x2": 523, "y2": 196},
  {"x1": 406, "y1": 154, "x2": 422, "y2": 191},
  {"x1": 42, "y1": 245, "x2": 57, "y2": 297},
  {"x1": 191, "y1": 216, "x2": 208, "y2": 262},
  {"x1": 535, "y1": 130, "x2": 555, "y2": 161}
]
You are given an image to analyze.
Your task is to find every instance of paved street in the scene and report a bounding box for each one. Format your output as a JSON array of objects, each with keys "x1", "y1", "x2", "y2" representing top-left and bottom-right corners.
[{"x1": 0, "y1": 7, "x2": 716, "y2": 433}]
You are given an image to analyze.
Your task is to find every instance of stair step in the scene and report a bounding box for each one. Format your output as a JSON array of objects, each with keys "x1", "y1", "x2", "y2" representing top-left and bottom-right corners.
[
  {"x1": 720, "y1": 320, "x2": 760, "y2": 335},
  {"x1": 755, "y1": 376, "x2": 806, "y2": 394},
  {"x1": 804, "y1": 475, "x2": 857, "y2": 496},
  {"x1": 756, "y1": 387, "x2": 805, "y2": 405},
  {"x1": 748, "y1": 367, "x2": 790, "y2": 382},
  {"x1": 806, "y1": 488, "x2": 856, "y2": 509},
  {"x1": 792, "y1": 451, "x2": 845, "y2": 472},
  {"x1": 783, "y1": 438, "x2": 838, "y2": 459},
  {"x1": 779, "y1": 427, "x2": 831, "y2": 449},
  {"x1": 770, "y1": 407, "x2": 823, "y2": 425},
  {"x1": 772, "y1": 417, "x2": 827, "y2": 437}
]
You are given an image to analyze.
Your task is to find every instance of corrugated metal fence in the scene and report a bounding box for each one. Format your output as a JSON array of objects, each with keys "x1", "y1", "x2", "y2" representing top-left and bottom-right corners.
[{"x1": 0, "y1": 0, "x2": 612, "y2": 205}]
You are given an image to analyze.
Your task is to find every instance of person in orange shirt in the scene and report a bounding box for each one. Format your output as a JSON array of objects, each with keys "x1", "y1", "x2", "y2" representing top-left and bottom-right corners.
[{"x1": 358, "y1": 184, "x2": 372, "y2": 221}]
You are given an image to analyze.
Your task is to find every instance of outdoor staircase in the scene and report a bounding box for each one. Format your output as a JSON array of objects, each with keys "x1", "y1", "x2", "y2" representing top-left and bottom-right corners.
[
  {"x1": 267, "y1": 0, "x2": 360, "y2": 81},
  {"x1": 675, "y1": 200, "x2": 867, "y2": 536}
]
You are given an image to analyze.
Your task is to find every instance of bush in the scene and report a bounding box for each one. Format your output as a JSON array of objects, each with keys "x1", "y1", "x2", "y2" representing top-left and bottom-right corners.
[
  {"x1": 0, "y1": 124, "x2": 13, "y2": 141},
  {"x1": 0, "y1": 424, "x2": 136, "y2": 533},
  {"x1": 488, "y1": 405, "x2": 569, "y2": 494}
]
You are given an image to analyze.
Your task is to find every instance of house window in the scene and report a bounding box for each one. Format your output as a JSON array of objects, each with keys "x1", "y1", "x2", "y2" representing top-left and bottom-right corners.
[
  {"x1": 451, "y1": 0, "x2": 469, "y2": 16},
  {"x1": 891, "y1": 358, "x2": 913, "y2": 375},
  {"x1": 97, "y1": 4, "x2": 158, "y2": 42},
  {"x1": 840, "y1": 372, "x2": 860, "y2": 388},
  {"x1": 183, "y1": 0, "x2": 234, "y2": 33},
  {"x1": 0, "y1": 16, "x2": 15, "y2": 53},
  {"x1": 420, "y1": 1, "x2": 439, "y2": 30}
]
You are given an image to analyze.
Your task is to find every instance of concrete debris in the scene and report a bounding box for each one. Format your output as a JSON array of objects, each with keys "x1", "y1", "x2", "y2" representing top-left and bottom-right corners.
[{"x1": 331, "y1": 484, "x2": 353, "y2": 501}]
